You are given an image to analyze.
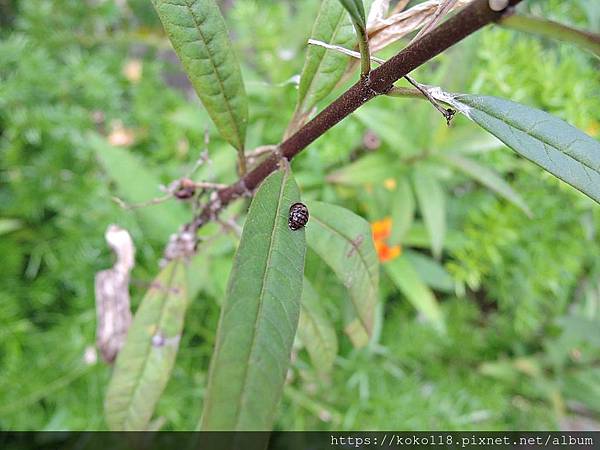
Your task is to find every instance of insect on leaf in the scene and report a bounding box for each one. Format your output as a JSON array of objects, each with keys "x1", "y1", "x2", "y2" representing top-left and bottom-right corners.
[
  {"x1": 446, "y1": 95, "x2": 600, "y2": 205},
  {"x1": 200, "y1": 170, "x2": 306, "y2": 431},
  {"x1": 305, "y1": 201, "x2": 379, "y2": 339},
  {"x1": 151, "y1": 0, "x2": 248, "y2": 151},
  {"x1": 105, "y1": 259, "x2": 188, "y2": 430}
]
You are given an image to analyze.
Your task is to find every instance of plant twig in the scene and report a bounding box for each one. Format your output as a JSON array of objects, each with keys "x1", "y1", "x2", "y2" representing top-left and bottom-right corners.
[
  {"x1": 164, "y1": 0, "x2": 521, "y2": 261},
  {"x1": 308, "y1": 39, "x2": 454, "y2": 122},
  {"x1": 409, "y1": 0, "x2": 459, "y2": 45},
  {"x1": 403, "y1": 75, "x2": 456, "y2": 124}
]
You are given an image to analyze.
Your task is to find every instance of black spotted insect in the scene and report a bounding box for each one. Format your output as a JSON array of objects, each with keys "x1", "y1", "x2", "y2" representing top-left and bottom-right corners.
[{"x1": 288, "y1": 202, "x2": 309, "y2": 231}]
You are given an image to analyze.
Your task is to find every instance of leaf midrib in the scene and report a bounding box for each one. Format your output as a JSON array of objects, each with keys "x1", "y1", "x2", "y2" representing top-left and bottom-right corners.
[
  {"x1": 297, "y1": 5, "x2": 347, "y2": 113},
  {"x1": 121, "y1": 260, "x2": 180, "y2": 430},
  {"x1": 467, "y1": 98, "x2": 600, "y2": 176},
  {"x1": 232, "y1": 172, "x2": 288, "y2": 429},
  {"x1": 310, "y1": 215, "x2": 376, "y2": 333},
  {"x1": 170, "y1": 0, "x2": 243, "y2": 150},
  {"x1": 300, "y1": 302, "x2": 334, "y2": 365}
]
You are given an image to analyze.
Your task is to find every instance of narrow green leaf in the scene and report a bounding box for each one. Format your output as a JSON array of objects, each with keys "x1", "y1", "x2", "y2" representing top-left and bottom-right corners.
[
  {"x1": 0, "y1": 218, "x2": 21, "y2": 235},
  {"x1": 151, "y1": 0, "x2": 247, "y2": 151},
  {"x1": 293, "y1": 0, "x2": 355, "y2": 121},
  {"x1": 338, "y1": 0, "x2": 370, "y2": 76},
  {"x1": 563, "y1": 368, "x2": 600, "y2": 413},
  {"x1": 298, "y1": 278, "x2": 338, "y2": 374},
  {"x1": 105, "y1": 260, "x2": 188, "y2": 430},
  {"x1": 404, "y1": 250, "x2": 454, "y2": 294},
  {"x1": 390, "y1": 178, "x2": 415, "y2": 244},
  {"x1": 403, "y1": 223, "x2": 465, "y2": 252},
  {"x1": 200, "y1": 170, "x2": 306, "y2": 431},
  {"x1": 327, "y1": 153, "x2": 399, "y2": 186},
  {"x1": 412, "y1": 169, "x2": 446, "y2": 259},
  {"x1": 385, "y1": 255, "x2": 445, "y2": 331},
  {"x1": 355, "y1": 106, "x2": 417, "y2": 155},
  {"x1": 440, "y1": 152, "x2": 532, "y2": 217},
  {"x1": 305, "y1": 201, "x2": 379, "y2": 337},
  {"x1": 344, "y1": 318, "x2": 370, "y2": 348},
  {"x1": 93, "y1": 136, "x2": 188, "y2": 242},
  {"x1": 500, "y1": 14, "x2": 600, "y2": 58},
  {"x1": 338, "y1": 0, "x2": 366, "y2": 29},
  {"x1": 450, "y1": 95, "x2": 600, "y2": 204}
]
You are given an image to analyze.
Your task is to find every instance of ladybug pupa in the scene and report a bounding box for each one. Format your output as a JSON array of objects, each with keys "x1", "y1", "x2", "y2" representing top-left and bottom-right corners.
[{"x1": 288, "y1": 202, "x2": 309, "y2": 231}]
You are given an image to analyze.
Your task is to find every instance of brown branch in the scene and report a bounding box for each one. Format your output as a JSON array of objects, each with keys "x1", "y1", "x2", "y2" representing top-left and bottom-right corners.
[{"x1": 172, "y1": 0, "x2": 522, "y2": 254}]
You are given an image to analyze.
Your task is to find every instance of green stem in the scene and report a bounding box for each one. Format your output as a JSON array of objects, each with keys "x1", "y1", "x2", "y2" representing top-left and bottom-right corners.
[
  {"x1": 237, "y1": 148, "x2": 247, "y2": 176},
  {"x1": 387, "y1": 86, "x2": 424, "y2": 99},
  {"x1": 500, "y1": 14, "x2": 600, "y2": 57},
  {"x1": 355, "y1": 23, "x2": 371, "y2": 77}
]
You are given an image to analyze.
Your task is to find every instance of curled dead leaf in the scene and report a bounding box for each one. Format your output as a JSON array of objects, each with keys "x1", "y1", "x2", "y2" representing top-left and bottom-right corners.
[
  {"x1": 95, "y1": 225, "x2": 135, "y2": 363},
  {"x1": 367, "y1": 0, "x2": 472, "y2": 53}
]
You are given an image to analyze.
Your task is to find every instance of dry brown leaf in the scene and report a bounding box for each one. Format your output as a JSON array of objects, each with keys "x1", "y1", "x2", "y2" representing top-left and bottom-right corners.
[
  {"x1": 409, "y1": 0, "x2": 459, "y2": 45},
  {"x1": 389, "y1": 0, "x2": 411, "y2": 15},
  {"x1": 367, "y1": 0, "x2": 391, "y2": 28},
  {"x1": 368, "y1": 0, "x2": 472, "y2": 53},
  {"x1": 95, "y1": 225, "x2": 135, "y2": 363}
]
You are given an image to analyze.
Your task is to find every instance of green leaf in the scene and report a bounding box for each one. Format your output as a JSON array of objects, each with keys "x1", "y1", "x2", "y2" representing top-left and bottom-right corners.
[
  {"x1": 500, "y1": 14, "x2": 600, "y2": 58},
  {"x1": 355, "y1": 105, "x2": 417, "y2": 155},
  {"x1": 327, "y1": 153, "x2": 399, "y2": 186},
  {"x1": 390, "y1": 178, "x2": 415, "y2": 244},
  {"x1": 440, "y1": 152, "x2": 532, "y2": 217},
  {"x1": 402, "y1": 223, "x2": 465, "y2": 252},
  {"x1": 563, "y1": 368, "x2": 600, "y2": 413},
  {"x1": 305, "y1": 201, "x2": 379, "y2": 337},
  {"x1": 293, "y1": 0, "x2": 355, "y2": 120},
  {"x1": 450, "y1": 95, "x2": 600, "y2": 204},
  {"x1": 297, "y1": 278, "x2": 338, "y2": 374},
  {"x1": 385, "y1": 255, "x2": 445, "y2": 331},
  {"x1": 344, "y1": 318, "x2": 370, "y2": 348},
  {"x1": 151, "y1": 0, "x2": 248, "y2": 151},
  {"x1": 93, "y1": 136, "x2": 188, "y2": 242},
  {"x1": 105, "y1": 260, "x2": 188, "y2": 430},
  {"x1": 404, "y1": 250, "x2": 454, "y2": 294},
  {"x1": 412, "y1": 168, "x2": 446, "y2": 259},
  {"x1": 338, "y1": 0, "x2": 366, "y2": 29},
  {"x1": 200, "y1": 170, "x2": 306, "y2": 431},
  {"x1": 0, "y1": 218, "x2": 21, "y2": 235}
]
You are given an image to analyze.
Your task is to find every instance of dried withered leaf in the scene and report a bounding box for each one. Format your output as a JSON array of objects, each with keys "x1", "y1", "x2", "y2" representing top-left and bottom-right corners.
[
  {"x1": 409, "y1": 0, "x2": 459, "y2": 45},
  {"x1": 95, "y1": 225, "x2": 135, "y2": 363},
  {"x1": 366, "y1": 0, "x2": 391, "y2": 28},
  {"x1": 368, "y1": 0, "x2": 472, "y2": 53},
  {"x1": 389, "y1": 0, "x2": 411, "y2": 15}
]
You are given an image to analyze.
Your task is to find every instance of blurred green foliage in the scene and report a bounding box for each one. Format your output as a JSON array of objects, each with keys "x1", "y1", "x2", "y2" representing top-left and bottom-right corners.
[{"x1": 1, "y1": 0, "x2": 599, "y2": 431}]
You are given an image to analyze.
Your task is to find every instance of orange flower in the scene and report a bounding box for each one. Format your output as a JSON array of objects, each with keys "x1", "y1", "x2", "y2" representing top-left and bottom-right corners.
[
  {"x1": 371, "y1": 218, "x2": 401, "y2": 263},
  {"x1": 377, "y1": 243, "x2": 402, "y2": 262},
  {"x1": 371, "y1": 217, "x2": 392, "y2": 242}
]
